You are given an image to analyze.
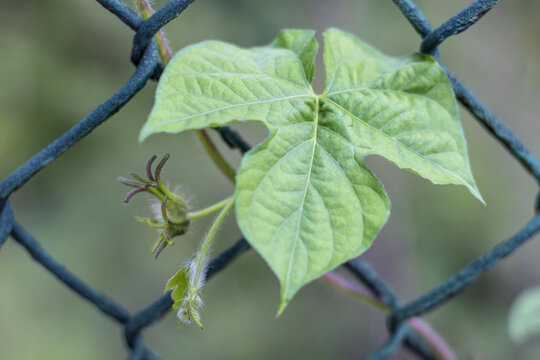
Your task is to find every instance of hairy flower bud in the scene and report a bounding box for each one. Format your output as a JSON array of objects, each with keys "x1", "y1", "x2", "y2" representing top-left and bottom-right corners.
[{"x1": 119, "y1": 154, "x2": 189, "y2": 258}]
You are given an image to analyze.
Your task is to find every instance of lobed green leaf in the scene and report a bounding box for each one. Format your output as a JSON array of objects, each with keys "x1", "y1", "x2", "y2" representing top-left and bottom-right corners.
[{"x1": 143, "y1": 28, "x2": 482, "y2": 313}]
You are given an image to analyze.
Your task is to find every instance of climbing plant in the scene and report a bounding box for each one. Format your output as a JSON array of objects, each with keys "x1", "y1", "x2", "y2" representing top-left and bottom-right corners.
[
  {"x1": 2, "y1": 1, "x2": 539, "y2": 359},
  {"x1": 132, "y1": 27, "x2": 482, "y2": 325}
]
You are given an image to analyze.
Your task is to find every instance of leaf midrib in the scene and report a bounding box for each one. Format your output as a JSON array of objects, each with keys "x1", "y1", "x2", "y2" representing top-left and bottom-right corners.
[
  {"x1": 147, "y1": 94, "x2": 313, "y2": 129},
  {"x1": 324, "y1": 60, "x2": 439, "y2": 97},
  {"x1": 284, "y1": 97, "x2": 320, "y2": 296},
  {"x1": 166, "y1": 72, "x2": 312, "y2": 93},
  {"x1": 325, "y1": 88, "x2": 450, "y2": 117}
]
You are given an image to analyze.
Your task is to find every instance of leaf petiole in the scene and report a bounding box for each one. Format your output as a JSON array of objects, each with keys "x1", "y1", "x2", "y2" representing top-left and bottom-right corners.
[
  {"x1": 187, "y1": 196, "x2": 234, "y2": 220},
  {"x1": 195, "y1": 130, "x2": 237, "y2": 183}
]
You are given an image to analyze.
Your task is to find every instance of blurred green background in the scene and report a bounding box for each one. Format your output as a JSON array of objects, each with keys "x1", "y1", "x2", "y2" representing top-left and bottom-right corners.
[{"x1": 1, "y1": 0, "x2": 540, "y2": 359}]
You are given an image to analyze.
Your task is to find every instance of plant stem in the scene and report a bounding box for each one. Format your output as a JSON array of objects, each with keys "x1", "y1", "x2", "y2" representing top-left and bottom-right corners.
[
  {"x1": 134, "y1": 0, "x2": 237, "y2": 183},
  {"x1": 321, "y1": 272, "x2": 456, "y2": 360},
  {"x1": 408, "y1": 318, "x2": 457, "y2": 360},
  {"x1": 321, "y1": 272, "x2": 390, "y2": 312},
  {"x1": 187, "y1": 196, "x2": 234, "y2": 220},
  {"x1": 195, "y1": 130, "x2": 237, "y2": 183},
  {"x1": 134, "y1": 0, "x2": 173, "y2": 66},
  {"x1": 192, "y1": 197, "x2": 235, "y2": 289}
]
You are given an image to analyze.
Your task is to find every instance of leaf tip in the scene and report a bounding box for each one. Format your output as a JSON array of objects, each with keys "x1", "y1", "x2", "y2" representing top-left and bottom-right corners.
[
  {"x1": 138, "y1": 126, "x2": 151, "y2": 143},
  {"x1": 468, "y1": 184, "x2": 486, "y2": 206},
  {"x1": 477, "y1": 194, "x2": 487, "y2": 206},
  {"x1": 276, "y1": 299, "x2": 290, "y2": 317}
]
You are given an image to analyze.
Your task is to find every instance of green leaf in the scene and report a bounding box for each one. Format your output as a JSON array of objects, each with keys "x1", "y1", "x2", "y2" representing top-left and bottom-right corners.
[
  {"x1": 166, "y1": 267, "x2": 189, "y2": 310},
  {"x1": 322, "y1": 29, "x2": 482, "y2": 201},
  {"x1": 270, "y1": 29, "x2": 318, "y2": 83},
  {"x1": 508, "y1": 287, "x2": 540, "y2": 344},
  {"x1": 140, "y1": 29, "x2": 314, "y2": 139},
  {"x1": 143, "y1": 28, "x2": 483, "y2": 313}
]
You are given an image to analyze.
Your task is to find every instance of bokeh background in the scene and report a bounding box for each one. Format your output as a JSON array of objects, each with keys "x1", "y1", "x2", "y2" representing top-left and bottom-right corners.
[{"x1": 1, "y1": 0, "x2": 540, "y2": 359}]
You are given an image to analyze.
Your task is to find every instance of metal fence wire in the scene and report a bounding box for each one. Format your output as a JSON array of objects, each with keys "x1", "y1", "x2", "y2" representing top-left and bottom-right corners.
[{"x1": 1, "y1": 0, "x2": 539, "y2": 359}]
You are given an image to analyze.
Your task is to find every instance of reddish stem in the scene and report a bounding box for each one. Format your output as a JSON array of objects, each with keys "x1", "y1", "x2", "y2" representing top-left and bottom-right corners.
[{"x1": 321, "y1": 271, "x2": 457, "y2": 360}]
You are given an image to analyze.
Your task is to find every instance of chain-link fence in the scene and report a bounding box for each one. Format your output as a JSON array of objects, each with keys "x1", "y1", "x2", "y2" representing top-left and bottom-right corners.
[{"x1": 1, "y1": 0, "x2": 539, "y2": 359}]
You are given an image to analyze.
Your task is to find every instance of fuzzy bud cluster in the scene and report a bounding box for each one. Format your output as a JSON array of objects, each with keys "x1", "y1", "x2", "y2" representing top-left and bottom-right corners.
[{"x1": 119, "y1": 154, "x2": 189, "y2": 258}]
